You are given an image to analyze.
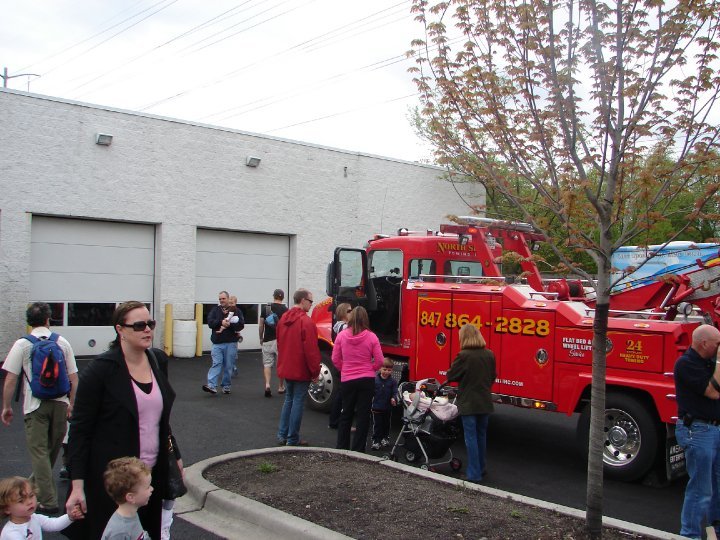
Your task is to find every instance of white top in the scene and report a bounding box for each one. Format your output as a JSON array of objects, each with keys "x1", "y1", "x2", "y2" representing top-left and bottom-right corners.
[
  {"x1": 2, "y1": 327, "x2": 78, "y2": 415},
  {"x1": 0, "y1": 513, "x2": 72, "y2": 539}
]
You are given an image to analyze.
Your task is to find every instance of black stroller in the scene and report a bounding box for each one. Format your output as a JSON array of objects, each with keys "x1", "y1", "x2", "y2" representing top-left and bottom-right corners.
[{"x1": 388, "y1": 378, "x2": 462, "y2": 472}]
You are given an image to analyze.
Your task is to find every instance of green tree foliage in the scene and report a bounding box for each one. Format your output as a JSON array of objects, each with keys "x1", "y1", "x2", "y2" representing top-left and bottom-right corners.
[{"x1": 409, "y1": 0, "x2": 720, "y2": 536}]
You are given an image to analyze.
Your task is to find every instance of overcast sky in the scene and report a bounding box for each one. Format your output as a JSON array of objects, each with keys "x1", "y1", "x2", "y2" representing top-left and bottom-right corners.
[{"x1": 1, "y1": 0, "x2": 437, "y2": 162}]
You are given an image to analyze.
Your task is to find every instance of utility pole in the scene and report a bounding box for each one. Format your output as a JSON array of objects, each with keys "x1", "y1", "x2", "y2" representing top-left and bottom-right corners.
[{"x1": 2, "y1": 67, "x2": 41, "y2": 89}]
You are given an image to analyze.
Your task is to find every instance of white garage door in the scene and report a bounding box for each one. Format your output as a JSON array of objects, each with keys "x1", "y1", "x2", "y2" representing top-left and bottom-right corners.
[
  {"x1": 196, "y1": 229, "x2": 289, "y2": 351},
  {"x1": 30, "y1": 216, "x2": 155, "y2": 356}
]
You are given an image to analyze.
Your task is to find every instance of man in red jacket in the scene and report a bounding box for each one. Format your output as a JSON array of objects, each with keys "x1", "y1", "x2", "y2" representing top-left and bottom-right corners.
[{"x1": 276, "y1": 288, "x2": 321, "y2": 446}]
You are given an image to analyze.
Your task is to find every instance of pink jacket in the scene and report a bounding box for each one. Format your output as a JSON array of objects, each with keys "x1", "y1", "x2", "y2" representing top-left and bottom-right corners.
[{"x1": 332, "y1": 329, "x2": 384, "y2": 382}]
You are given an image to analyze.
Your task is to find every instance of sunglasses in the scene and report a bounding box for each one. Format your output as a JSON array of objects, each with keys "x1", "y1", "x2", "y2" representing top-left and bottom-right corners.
[
  {"x1": 120, "y1": 320, "x2": 157, "y2": 331},
  {"x1": 304, "y1": 298, "x2": 314, "y2": 305}
]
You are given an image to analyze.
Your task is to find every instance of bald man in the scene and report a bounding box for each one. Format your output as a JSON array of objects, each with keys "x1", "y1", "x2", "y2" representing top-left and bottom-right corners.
[{"x1": 674, "y1": 324, "x2": 720, "y2": 539}]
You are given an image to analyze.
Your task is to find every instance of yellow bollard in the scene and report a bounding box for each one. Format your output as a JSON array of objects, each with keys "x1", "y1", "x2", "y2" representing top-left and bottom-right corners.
[
  {"x1": 164, "y1": 304, "x2": 173, "y2": 356},
  {"x1": 195, "y1": 303, "x2": 203, "y2": 357}
]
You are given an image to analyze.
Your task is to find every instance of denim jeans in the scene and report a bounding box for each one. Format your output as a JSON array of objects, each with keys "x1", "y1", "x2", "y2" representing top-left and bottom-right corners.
[
  {"x1": 676, "y1": 421, "x2": 720, "y2": 539},
  {"x1": 461, "y1": 413, "x2": 490, "y2": 482},
  {"x1": 277, "y1": 380, "x2": 310, "y2": 445},
  {"x1": 207, "y1": 342, "x2": 238, "y2": 390}
]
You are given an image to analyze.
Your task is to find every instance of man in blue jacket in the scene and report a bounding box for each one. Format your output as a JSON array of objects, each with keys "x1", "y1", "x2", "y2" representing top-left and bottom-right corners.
[{"x1": 203, "y1": 291, "x2": 244, "y2": 395}]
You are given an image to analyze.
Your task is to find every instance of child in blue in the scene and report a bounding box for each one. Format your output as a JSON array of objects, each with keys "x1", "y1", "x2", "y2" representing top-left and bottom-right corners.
[{"x1": 370, "y1": 358, "x2": 398, "y2": 450}]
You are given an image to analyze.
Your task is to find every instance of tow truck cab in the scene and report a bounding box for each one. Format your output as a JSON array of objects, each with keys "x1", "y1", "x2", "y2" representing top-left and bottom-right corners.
[{"x1": 322, "y1": 224, "x2": 543, "y2": 354}]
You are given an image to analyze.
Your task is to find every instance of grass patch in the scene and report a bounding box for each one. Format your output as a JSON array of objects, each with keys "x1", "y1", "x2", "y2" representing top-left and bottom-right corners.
[
  {"x1": 258, "y1": 462, "x2": 278, "y2": 474},
  {"x1": 447, "y1": 506, "x2": 470, "y2": 514}
]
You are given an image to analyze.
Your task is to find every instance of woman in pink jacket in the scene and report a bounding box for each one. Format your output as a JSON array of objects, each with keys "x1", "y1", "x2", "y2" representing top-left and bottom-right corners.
[{"x1": 332, "y1": 306, "x2": 384, "y2": 452}]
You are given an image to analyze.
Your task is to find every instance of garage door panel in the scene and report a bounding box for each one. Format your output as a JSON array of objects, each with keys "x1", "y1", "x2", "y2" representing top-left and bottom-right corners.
[
  {"x1": 31, "y1": 243, "x2": 154, "y2": 274},
  {"x1": 31, "y1": 273, "x2": 154, "y2": 302},
  {"x1": 197, "y1": 229, "x2": 288, "y2": 257},
  {"x1": 196, "y1": 253, "x2": 288, "y2": 280},
  {"x1": 33, "y1": 218, "x2": 154, "y2": 248},
  {"x1": 196, "y1": 276, "x2": 288, "y2": 302}
]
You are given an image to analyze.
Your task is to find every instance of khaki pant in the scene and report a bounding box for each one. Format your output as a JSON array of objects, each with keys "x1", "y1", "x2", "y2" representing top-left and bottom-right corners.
[{"x1": 24, "y1": 400, "x2": 67, "y2": 507}]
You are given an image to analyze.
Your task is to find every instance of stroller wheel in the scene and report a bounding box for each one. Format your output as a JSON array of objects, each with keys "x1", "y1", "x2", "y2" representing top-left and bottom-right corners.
[
  {"x1": 405, "y1": 450, "x2": 418, "y2": 463},
  {"x1": 450, "y1": 458, "x2": 463, "y2": 471},
  {"x1": 420, "y1": 464, "x2": 429, "y2": 471}
]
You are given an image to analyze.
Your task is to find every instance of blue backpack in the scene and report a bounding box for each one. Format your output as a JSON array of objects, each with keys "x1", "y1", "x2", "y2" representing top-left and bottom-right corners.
[
  {"x1": 265, "y1": 311, "x2": 279, "y2": 327},
  {"x1": 23, "y1": 333, "x2": 71, "y2": 400}
]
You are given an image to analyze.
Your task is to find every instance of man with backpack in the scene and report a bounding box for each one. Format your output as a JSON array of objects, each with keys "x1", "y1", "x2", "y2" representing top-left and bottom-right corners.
[
  {"x1": 1, "y1": 302, "x2": 78, "y2": 515},
  {"x1": 259, "y1": 289, "x2": 289, "y2": 398}
]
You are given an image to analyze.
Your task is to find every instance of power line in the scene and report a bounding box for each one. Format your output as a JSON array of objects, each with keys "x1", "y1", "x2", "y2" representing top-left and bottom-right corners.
[
  {"x1": 203, "y1": 34, "x2": 463, "y2": 123},
  {"x1": 37, "y1": 0, "x2": 179, "y2": 81},
  {"x1": 176, "y1": 0, "x2": 295, "y2": 56},
  {"x1": 59, "y1": 0, "x2": 181, "y2": 91},
  {"x1": 136, "y1": 1, "x2": 412, "y2": 112},
  {"x1": 70, "y1": 0, "x2": 264, "y2": 98},
  {"x1": 16, "y1": 0, "x2": 149, "y2": 73},
  {"x1": 266, "y1": 92, "x2": 419, "y2": 133}
]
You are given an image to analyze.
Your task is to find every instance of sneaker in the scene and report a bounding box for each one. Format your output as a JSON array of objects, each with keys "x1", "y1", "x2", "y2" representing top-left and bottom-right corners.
[
  {"x1": 287, "y1": 439, "x2": 309, "y2": 447},
  {"x1": 277, "y1": 439, "x2": 287, "y2": 446},
  {"x1": 202, "y1": 385, "x2": 217, "y2": 395},
  {"x1": 222, "y1": 388, "x2": 231, "y2": 395},
  {"x1": 370, "y1": 441, "x2": 381, "y2": 451},
  {"x1": 381, "y1": 438, "x2": 390, "y2": 448}
]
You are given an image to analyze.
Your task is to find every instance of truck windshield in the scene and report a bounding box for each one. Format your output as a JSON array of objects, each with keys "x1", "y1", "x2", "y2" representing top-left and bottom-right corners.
[{"x1": 369, "y1": 250, "x2": 403, "y2": 279}]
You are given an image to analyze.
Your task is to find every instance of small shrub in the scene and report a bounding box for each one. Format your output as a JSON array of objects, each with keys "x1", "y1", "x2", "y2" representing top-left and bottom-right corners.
[{"x1": 259, "y1": 462, "x2": 277, "y2": 474}]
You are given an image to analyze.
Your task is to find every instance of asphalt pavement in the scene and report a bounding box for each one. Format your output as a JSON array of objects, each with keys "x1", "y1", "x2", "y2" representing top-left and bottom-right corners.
[{"x1": 0, "y1": 351, "x2": 687, "y2": 538}]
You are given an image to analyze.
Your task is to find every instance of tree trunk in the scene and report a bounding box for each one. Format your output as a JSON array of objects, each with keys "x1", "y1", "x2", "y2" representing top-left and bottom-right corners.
[{"x1": 586, "y1": 276, "x2": 610, "y2": 537}]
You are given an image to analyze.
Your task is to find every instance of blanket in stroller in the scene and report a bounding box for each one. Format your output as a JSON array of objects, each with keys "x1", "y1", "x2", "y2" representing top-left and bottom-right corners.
[{"x1": 402, "y1": 390, "x2": 459, "y2": 421}]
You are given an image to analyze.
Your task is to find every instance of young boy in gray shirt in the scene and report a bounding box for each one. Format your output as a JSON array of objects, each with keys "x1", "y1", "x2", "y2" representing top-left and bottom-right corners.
[{"x1": 101, "y1": 457, "x2": 153, "y2": 540}]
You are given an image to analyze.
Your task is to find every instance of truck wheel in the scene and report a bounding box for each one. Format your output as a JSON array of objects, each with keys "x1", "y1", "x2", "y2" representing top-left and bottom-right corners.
[
  {"x1": 577, "y1": 393, "x2": 659, "y2": 482},
  {"x1": 307, "y1": 351, "x2": 338, "y2": 413}
]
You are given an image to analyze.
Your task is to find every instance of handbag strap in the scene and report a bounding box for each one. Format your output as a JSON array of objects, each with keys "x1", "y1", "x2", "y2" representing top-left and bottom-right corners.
[
  {"x1": 146, "y1": 347, "x2": 160, "y2": 372},
  {"x1": 145, "y1": 348, "x2": 174, "y2": 449}
]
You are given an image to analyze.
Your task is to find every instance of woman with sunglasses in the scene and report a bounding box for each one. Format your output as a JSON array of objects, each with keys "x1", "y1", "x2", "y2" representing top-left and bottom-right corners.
[{"x1": 64, "y1": 301, "x2": 181, "y2": 540}]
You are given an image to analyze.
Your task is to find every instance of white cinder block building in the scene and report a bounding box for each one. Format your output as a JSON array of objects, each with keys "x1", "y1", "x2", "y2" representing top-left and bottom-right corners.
[{"x1": 0, "y1": 89, "x2": 484, "y2": 357}]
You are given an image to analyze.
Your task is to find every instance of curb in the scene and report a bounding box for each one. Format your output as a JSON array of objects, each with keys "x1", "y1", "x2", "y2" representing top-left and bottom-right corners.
[{"x1": 176, "y1": 447, "x2": 688, "y2": 540}]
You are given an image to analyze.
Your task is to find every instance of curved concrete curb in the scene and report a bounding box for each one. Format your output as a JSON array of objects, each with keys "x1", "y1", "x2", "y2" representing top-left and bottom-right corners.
[{"x1": 176, "y1": 447, "x2": 687, "y2": 540}]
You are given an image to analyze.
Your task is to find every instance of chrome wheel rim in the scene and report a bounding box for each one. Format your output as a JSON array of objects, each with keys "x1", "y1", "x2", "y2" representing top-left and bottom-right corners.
[
  {"x1": 603, "y1": 408, "x2": 641, "y2": 467},
  {"x1": 308, "y1": 361, "x2": 335, "y2": 405}
]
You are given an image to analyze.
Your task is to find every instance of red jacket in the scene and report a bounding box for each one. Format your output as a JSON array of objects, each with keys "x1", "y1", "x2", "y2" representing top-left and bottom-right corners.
[{"x1": 276, "y1": 306, "x2": 321, "y2": 382}]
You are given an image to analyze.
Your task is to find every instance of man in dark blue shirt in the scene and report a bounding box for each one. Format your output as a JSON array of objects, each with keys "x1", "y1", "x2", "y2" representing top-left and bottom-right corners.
[
  {"x1": 674, "y1": 324, "x2": 720, "y2": 539},
  {"x1": 202, "y1": 291, "x2": 244, "y2": 395}
]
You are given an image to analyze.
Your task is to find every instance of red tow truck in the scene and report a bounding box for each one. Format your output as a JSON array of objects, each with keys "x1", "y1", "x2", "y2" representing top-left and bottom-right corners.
[{"x1": 309, "y1": 217, "x2": 720, "y2": 481}]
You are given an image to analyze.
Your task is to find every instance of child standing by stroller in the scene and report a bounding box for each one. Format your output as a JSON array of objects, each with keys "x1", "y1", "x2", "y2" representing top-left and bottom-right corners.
[{"x1": 370, "y1": 358, "x2": 398, "y2": 450}]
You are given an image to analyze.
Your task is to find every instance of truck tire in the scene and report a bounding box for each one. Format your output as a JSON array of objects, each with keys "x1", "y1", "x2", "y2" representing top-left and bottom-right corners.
[
  {"x1": 577, "y1": 392, "x2": 659, "y2": 482},
  {"x1": 307, "y1": 350, "x2": 339, "y2": 413}
]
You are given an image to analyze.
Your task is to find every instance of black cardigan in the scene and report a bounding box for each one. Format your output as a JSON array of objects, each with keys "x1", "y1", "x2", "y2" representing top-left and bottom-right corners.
[{"x1": 64, "y1": 347, "x2": 177, "y2": 540}]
